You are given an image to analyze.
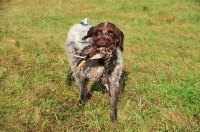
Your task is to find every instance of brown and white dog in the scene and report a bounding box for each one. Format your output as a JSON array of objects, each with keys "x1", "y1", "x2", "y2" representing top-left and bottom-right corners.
[{"x1": 66, "y1": 18, "x2": 124, "y2": 122}]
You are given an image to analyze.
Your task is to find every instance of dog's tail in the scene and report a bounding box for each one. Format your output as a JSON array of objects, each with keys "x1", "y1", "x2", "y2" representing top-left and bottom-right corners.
[{"x1": 80, "y1": 18, "x2": 89, "y2": 25}]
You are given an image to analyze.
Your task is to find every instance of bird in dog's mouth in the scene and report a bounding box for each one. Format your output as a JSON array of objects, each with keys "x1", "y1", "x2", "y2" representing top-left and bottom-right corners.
[{"x1": 75, "y1": 43, "x2": 117, "y2": 93}]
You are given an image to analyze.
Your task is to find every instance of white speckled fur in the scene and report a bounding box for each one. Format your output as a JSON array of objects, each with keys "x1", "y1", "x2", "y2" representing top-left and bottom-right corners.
[{"x1": 65, "y1": 18, "x2": 123, "y2": 122}]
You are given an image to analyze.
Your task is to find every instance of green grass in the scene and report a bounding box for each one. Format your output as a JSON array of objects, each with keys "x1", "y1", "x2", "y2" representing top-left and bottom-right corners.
[{"x1": 0, "y1": 0, "x2": 200, "y2": 131}]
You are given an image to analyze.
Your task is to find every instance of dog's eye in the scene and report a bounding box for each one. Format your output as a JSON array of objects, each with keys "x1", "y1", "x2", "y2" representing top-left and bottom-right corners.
[
  {"x1": 97, "y1": 30, "x2": 102, "y2": 36},
  {"x1": 109, "y1": 32, "x2": 114, "y2": 37}
]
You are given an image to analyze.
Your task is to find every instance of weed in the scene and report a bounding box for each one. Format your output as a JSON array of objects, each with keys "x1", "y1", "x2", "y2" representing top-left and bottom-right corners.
[{"x1": 0, "y1": 0, "x2": 199, "y2": 131}]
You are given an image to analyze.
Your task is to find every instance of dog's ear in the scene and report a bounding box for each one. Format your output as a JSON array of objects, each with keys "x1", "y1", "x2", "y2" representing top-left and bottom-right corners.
[
  {"x1": 118, "y1": 30, "x2": 124, "y2": 51},
  {"x1": 82, "y1": 26, "x2": 95, "y2": 40}
]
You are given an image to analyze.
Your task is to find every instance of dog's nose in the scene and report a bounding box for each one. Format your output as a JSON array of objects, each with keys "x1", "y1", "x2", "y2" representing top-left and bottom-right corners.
[{"x1": 98, "y1": 40, "x2": 106, "y2": 47}]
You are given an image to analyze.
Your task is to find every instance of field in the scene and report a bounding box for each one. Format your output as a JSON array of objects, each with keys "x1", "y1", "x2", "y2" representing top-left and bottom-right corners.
[{"x1": 0, "y1": 0, "x2": 200, "y2": 131}]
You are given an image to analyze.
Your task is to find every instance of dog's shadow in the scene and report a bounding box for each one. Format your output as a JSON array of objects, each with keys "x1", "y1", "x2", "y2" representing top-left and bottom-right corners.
[
  {"x1": 86, "y1": 81, "x2": 106, "y2": 99},
  {"x1": 118, "y1": 70, "x2": 128, "y2": 95},
  {"x1": 87, "y1": 70, "x2": 128, "y2": 100},
  {"x1": 66, "y1": 68, "x2": 128, "y2": 100}
]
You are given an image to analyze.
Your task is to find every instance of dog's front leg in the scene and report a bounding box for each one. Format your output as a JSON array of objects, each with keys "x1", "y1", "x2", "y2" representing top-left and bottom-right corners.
[
  {"x1": 75, "y1": 74, "x2": 88, "y2": 105},
  {"x1": 108, "y1": 81, "x2": 118, "y2": 122},
  {"x1": 108, "y1": 64, "x2": 122, "y2": 122}
]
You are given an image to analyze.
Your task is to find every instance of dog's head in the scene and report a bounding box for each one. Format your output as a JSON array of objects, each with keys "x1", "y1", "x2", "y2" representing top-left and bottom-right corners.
[{"x1": 82, "y1": 22, "x2": 124, "y2": 51}]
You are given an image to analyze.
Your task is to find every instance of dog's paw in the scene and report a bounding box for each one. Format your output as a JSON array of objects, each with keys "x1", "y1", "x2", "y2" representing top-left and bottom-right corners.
[{"x1": 77, "y1": 99, "x2": 86, "y2": 106}]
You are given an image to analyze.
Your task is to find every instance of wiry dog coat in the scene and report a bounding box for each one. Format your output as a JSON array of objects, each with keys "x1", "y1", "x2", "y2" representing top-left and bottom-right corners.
[{"x1": 66, "y1": 18, "x2": 124, "y2": 122}]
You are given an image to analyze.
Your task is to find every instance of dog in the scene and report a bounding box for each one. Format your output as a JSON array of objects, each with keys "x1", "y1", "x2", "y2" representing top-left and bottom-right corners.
[{"x1": 65, "y1": 18, "x2": 124, "y2": 122}]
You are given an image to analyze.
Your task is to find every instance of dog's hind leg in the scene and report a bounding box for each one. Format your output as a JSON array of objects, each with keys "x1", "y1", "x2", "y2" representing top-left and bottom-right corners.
[
  {"x1": 67, "y1": 67, "x2": 74, "y2": 85},
  {"x1": 75, "y1": 74, "x2": 88, "y2": 105}
]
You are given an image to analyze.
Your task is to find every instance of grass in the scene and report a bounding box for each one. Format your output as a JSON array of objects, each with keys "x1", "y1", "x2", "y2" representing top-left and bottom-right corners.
[{"x1": 0, "y1": 0, "x2": 200, "y2": 131}]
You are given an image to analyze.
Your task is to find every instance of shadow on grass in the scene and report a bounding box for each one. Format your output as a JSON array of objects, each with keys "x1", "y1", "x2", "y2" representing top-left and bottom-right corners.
[
  {"x1": 86, "y1": 81, "x2": 106, "y2": 99},
  {"x1": 87, "y1": 70, "x2": 128, "y2": 100},
  {"x1": 66, "y1": 67, "x2": 128, "y2": 101},
  {"x1": 119, "y1": 70, "x2": 128, "y2": 95}
]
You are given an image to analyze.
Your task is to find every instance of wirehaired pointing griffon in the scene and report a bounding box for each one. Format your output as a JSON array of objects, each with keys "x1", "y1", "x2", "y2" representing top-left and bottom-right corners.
[{"x1": 65, "y1": 18, "x2": 124, "y2": 122}]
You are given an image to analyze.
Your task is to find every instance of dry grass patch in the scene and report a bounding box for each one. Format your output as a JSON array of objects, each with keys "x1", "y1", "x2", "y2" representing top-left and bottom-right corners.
[{"x1": 0, "y1": 0, "x2": 200, "y2": 131}]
